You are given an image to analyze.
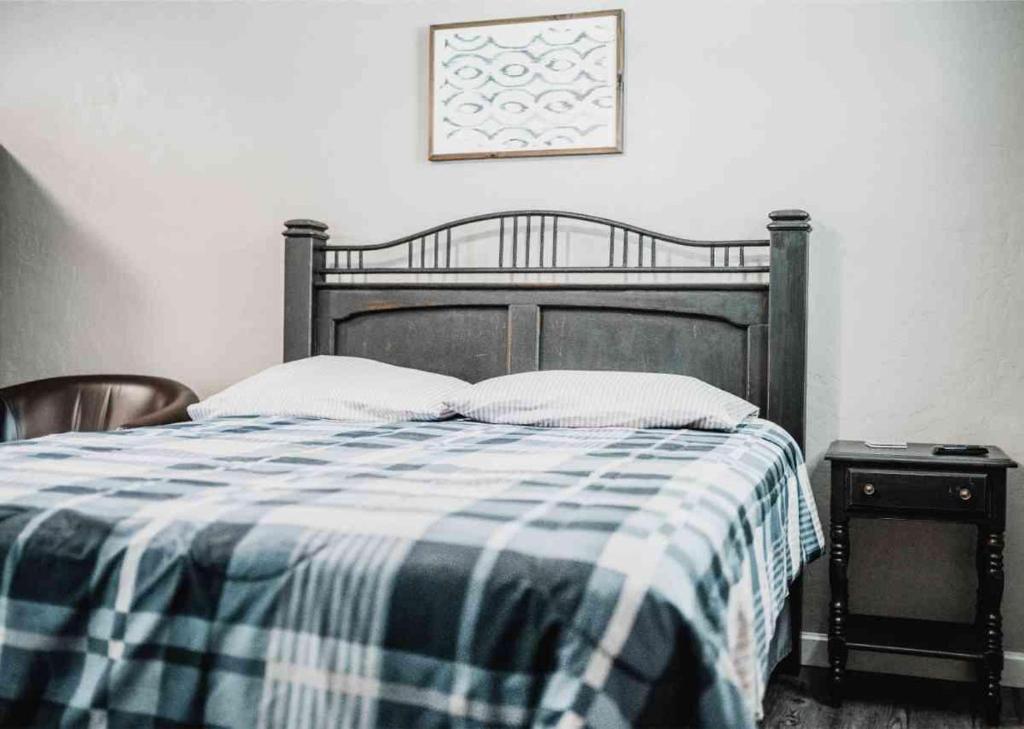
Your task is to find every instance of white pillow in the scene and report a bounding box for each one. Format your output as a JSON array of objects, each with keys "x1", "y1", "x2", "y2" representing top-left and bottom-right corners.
[
  {"x1": 188, "y1": 356, "x2": 469, "y2": 423},
  {"x1": 445, "y1": 370, "x2": 758, "y2": 431}
]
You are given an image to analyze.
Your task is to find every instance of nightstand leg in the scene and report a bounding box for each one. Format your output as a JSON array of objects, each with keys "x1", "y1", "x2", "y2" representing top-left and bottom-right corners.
[
  {"x1": 975, "y1": 530, "x2": 985, "y2": 629},
  {"x1": 978, "y1": 529, "x2": 1004, "y2": 725},
  {"x1": 828, "y1": 520, "x2": 850, "y2": 705}
]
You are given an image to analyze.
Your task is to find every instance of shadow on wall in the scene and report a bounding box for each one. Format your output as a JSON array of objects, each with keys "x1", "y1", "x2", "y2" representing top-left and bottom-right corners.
[
  {"x1": 801, "y1": 215, "x2": 844, "y2": 635},
  {"x1": 0, "y1": 145, "x2": 145, "y2": 387}
]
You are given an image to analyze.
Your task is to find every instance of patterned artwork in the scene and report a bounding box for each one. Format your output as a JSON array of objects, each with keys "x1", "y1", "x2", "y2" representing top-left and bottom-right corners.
[{"x1": 429, "y1": 11, "x2": 623, "y2": 160}]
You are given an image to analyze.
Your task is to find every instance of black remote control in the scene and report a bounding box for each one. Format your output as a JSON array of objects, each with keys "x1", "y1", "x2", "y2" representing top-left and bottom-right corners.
[{"x1": 933, "y1": 444, "x2": 989, "y2": 457}]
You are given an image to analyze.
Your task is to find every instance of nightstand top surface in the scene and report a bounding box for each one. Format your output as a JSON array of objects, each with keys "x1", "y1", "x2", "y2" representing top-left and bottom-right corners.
[{"x1": 825, "y1": 440, "x2": 1017, "y2": 469}]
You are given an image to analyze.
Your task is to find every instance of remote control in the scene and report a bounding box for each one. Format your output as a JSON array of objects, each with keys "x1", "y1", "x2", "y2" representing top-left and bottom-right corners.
[{"x1": 932, "y1": 444, "x2": 989, "y2": 457}]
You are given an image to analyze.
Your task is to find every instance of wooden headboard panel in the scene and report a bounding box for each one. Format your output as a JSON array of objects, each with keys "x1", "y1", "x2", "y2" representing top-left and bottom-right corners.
[{"x1": 316, "y1": 286, "x2": 768, "y2": 410}]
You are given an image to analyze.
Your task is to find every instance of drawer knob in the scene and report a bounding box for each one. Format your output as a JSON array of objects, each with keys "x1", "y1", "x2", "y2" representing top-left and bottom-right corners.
[
  {"x1": 959, "y1": 487, "x2": 973, "y2": 502},
  {"x1": 862, "y1": 483, "x2": 876, "y2": 496}
]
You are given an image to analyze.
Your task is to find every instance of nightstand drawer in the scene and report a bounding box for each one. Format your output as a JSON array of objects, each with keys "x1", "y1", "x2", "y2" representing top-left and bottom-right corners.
[{"x1": 847, "y1": 468, "x2": 987, "y2": 515}]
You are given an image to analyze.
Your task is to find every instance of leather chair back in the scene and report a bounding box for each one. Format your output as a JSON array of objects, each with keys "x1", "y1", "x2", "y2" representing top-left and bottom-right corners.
[{"x1": 0, "y1": 374, "x2": 198, "y2": 441}]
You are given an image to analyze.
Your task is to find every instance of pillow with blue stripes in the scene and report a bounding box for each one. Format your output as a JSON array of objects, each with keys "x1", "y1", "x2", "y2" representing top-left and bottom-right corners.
[
  {"x1": 446, "y1": 370, "x2": 758, "y2": 431},
  {"x1": 188, "y1": 356, "x2": 468, "y2": 423}
]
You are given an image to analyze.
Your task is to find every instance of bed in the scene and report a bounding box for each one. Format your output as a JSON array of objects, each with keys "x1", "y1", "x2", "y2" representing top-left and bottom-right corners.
[{"x1": 0, "y1": 209, "x2": 822, "y2": 728}]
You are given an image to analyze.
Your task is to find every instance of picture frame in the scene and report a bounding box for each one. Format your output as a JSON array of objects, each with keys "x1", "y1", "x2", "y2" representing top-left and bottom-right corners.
[{"x1": 428, "y1": 10, "x2": 624, "y2": 161}]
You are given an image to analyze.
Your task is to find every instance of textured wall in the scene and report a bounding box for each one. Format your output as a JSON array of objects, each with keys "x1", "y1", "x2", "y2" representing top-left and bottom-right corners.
[{"x1": 1, "y1": 0, "x2": 1022, "y2": 660}]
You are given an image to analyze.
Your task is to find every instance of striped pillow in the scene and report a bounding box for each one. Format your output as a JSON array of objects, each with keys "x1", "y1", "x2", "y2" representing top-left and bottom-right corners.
[
  {"x1": 188, "y1": 356, "x2": 468, "y2": 423},
  {"x1": 446, "y1": 370, "x2": 758, "y2": 431}
]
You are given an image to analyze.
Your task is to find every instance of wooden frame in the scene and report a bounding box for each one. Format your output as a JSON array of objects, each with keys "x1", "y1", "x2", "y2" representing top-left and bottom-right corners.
[
  {"x1": 428, "y1": 10, "x2": 624, "y2": 161},
  {"x1": 282, "y1": 208, "x2": 812, "y2": 673}
]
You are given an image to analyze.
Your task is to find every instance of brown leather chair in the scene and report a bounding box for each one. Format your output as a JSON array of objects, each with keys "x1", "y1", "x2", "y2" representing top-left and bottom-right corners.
[{"x1": 0, "y1": 374, "x2": 198, "y2": 442}]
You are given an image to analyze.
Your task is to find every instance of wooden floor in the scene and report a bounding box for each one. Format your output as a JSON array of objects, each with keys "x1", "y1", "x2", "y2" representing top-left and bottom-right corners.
[{"x1": 763, "y1": 668, "x2": 1024, "y2": 729}]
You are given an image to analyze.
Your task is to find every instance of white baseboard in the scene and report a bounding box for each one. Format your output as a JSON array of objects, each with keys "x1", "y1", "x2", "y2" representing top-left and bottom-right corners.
[{"x1": 801, "y1": 632, "x2": 1024, "y2": 688}]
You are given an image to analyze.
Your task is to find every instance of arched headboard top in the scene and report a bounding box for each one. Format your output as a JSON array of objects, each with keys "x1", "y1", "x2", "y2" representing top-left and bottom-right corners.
[{"x1": 283, "y1": 209, "x2": 808, "y2": 277}]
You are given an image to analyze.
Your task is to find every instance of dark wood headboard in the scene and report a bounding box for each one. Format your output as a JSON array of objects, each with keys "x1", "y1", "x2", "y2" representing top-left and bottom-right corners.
[
  {"x1": 281, "y1": 208, "x2": 811, "y2": 670},
  {"x1": 282, "y1": 209, "x2": 810, "y2": 448}
]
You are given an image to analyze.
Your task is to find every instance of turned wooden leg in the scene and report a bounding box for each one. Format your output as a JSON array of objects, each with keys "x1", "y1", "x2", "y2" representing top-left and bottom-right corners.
[
  {"x1": 975, "y1": 530, "x2": 985, "y2": 629},
  {"x1": 828, "y1": 520, "x2": 850, "y2": 705},
  {"x1": 978, "y1": 529, "x2": 1004, "y2": 725}
]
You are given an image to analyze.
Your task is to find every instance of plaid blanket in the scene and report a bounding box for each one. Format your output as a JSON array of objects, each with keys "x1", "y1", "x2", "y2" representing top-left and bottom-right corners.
[{"x1": 0, "y1": 416, "x2": 822, "y2": 729}]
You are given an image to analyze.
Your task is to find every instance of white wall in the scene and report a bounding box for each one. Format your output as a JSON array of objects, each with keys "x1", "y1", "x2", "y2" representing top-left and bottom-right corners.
[{"x1": 1, "y1": 0, "x2": 1022, "y2": 659}]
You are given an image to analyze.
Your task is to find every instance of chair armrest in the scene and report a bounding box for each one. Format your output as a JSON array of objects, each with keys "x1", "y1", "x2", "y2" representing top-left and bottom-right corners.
[{"x1": 120, "y1": 390, "x2": 198, "y2": 429}]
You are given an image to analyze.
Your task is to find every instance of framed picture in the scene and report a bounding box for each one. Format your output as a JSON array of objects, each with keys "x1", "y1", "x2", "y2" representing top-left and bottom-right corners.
[{"x1": 429, "y1": 10, "x2": 624, "y2": 161}]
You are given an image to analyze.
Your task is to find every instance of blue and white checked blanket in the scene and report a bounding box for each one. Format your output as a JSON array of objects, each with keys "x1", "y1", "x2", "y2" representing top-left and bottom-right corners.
[{"x1": 0, "y1": 416, "x2": 822, "y2": 729}]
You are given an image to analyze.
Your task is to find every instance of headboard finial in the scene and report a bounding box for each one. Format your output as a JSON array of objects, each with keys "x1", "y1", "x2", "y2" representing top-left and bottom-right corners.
[
  {"x1": 767, "y1": 209, "x2": 811, "y2": 232},
  {"x1": 283, "y1": 219, "x2": 330, "y2": 240}
]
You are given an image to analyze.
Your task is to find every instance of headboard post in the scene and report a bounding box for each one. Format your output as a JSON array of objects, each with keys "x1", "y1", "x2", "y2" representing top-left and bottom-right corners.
[
  {"x1": 767, "y1": 208, "x2": 811, "y2": 675},
  {"x1": 766, "y1": 209, "x2": 811, "y2": 451},
  {"x1": 283, "y1": 219, "x2": 328, "y2": 362}
]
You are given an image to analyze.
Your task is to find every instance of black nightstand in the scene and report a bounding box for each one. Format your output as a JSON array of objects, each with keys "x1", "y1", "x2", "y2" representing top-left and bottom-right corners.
[{"x1": 824, "y1": 441, "x2": 1018, "y2": 724}]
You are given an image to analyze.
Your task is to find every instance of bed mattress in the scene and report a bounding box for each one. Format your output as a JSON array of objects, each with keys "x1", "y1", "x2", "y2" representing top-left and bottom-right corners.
[{"x1": 0, "y1": 416, "x2": 822, "y2": 728}]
